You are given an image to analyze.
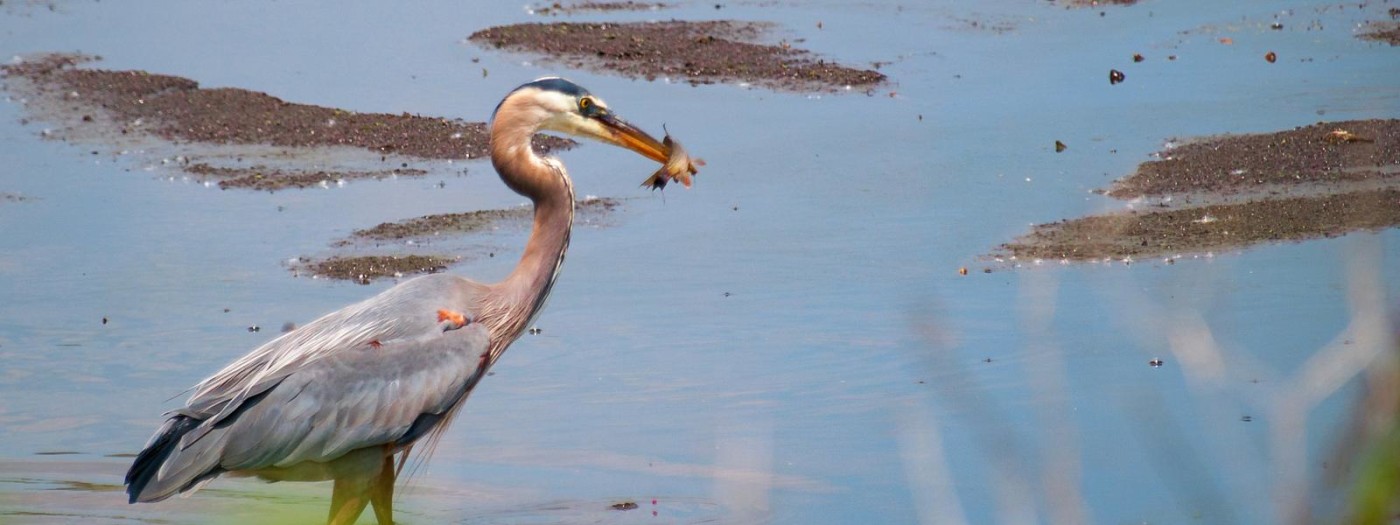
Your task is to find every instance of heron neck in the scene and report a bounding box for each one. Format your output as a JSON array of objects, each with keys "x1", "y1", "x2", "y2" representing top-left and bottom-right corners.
[
  {"x1": 485, "y1": 142, "x2": 574, "y2": 356},
  {"x1": 504, "y1": 178, "x2": 573, "y2": 323}
]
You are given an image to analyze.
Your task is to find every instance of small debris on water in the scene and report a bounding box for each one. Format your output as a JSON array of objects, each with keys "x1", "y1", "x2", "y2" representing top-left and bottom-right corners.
[
  {"x1": 528, "y1": 327, "x2": 542, "y2": 335},
  {"x1": 1270, "y1": 22, "x2": 1283, "y2": 30},
  {"x1": 610, "y1": 501, "x2": 639, "y2": 511},
  {"x1": 1265, "y1": 51, "x2": 1277, "y2": 63},
  {"x1": 1240, "y1": 415, "x2": 1253, "y2": 422},
  {"x1": 247, "y1": 325, "x2": 261, "y2": 333},
  {"x1": 1149, "y1": 358, "x2": 1164, "y2": 367},
  {"x1": 1132, "y1": 53, "x2": 1144, "y2": 62},
  {"x1": 101, "y1": 317, "x2": 108, "y2": 325},
  {"x1": 958, "y1": 267, "x2": 969, "y2": 275},
  {"x1": 1109, "y1": 69, "x2": 1125, "y2": 85},
  {"x1": 1055, "y1": 140, "x2": 1067, "y2": 152}
]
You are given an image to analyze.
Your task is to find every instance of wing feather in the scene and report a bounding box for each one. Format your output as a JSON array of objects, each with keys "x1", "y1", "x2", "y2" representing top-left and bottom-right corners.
[
  {"x1": 180, "y1": 275, "x2": 486, "y2": 429},
  {"x1": 129, "y1": 274, "x2": 495, "y2": 502},
  {"x1": 218, "y1": 322, "x2": 490, "y2": 471}
]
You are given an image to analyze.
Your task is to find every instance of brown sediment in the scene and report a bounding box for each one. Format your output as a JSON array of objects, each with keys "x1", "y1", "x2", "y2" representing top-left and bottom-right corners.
[
  {"x1": 1057, "y1": 0, "x2": 1138, "y2": 7},
  {"x1": 310, "y1": 197, "x2": 622, "y2": 282},
  {"x1": 344, "y1": 197, "x2": 621, "y2": 243},
  {"x1": 1358, "y1": 21, "x2": 1400, "y2": 45},
  {"x1": 468, "y1": 21, "x2": 885, "y2": 91},
  {"x1": 944, "y1": 15, "x2": 1018, "y2": 35},
  {"x1": 352, "y1": 208, "x2": 526, "y2": 242},
  {"x1": 305, "y1": 255, "x2": 457, "y2": 285},
  {"x1": 184, "y1": 163, "x2": 429, "y2": 191},
  {"x1": 1, "y1": 53, "x2": 575, "y2": 173},
  {"x1": 1001, "y1": 189, "x2": 1400, "y2": 261},
  {"x1": 532, "y1": 1, "x2": 669, "y2": 16},
  {"x1": 609, "y1": 501, "x2": 640, "y2": 511},
  {"x1": 1107, "y1": 119, "x2": 1400, "y2": 199},
  {"x1": 997, "y1": 119, "x2": 1400, "y2": 263}
]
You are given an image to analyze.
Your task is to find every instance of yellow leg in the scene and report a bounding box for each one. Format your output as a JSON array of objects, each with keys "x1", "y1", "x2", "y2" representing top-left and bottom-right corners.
[
  {"x1": 328, "y1": 476, "x2": 371, "y2": 525},
  {"x1": 369, "y1": 454, "x2": 396, "y2": 525}
]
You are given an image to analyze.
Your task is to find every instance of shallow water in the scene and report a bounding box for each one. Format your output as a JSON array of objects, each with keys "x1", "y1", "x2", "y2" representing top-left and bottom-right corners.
[{"x1": 1, "y1": 1, "x2": 1398, "y2": 523}]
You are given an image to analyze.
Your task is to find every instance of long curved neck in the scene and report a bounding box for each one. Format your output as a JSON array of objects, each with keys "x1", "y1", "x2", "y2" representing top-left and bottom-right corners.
[{"x1": 481, "y1": 120, "x2": 574, "y2": 360}]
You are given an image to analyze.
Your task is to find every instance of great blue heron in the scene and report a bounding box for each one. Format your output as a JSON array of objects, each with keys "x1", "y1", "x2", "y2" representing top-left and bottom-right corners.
[{"x1": 124, "y1": 78, "x2": 687, "y2": 524}]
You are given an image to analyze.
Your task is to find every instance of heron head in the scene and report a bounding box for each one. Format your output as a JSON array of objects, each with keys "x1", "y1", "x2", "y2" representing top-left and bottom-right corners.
[{"x1": 493, "y1": 77, "x2": 670, "y2": 164}]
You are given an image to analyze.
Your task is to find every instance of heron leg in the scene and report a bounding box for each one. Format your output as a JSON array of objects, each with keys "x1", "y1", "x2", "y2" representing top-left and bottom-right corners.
[
  {"x1": 369, "y1": 454, "x2": 396, "y2": 525},
  {"x1": 328, "y1": 476, "x2": 371, "y2": 525}
]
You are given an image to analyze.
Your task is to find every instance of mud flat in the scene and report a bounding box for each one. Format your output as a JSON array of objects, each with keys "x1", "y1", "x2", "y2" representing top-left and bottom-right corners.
[
  {"x1": 1057, "y1": 0, "x2": 1139, "y2": 7},
  {"x1": 3, "y1": 53, "x2": 630, "y2": 283},
  {"x1": 469, "y1": 20, "x2": 885, "y2": 91},
  {"x1": 302, "y1": 255, "x2": 458, "y2": 285},
  {"x1": 1359, "y1": 20, "x2": 1400, "y2": 45},
  {"x1": 530, "y1": 1, "x2": 669, "y2": 16},
  {"x1": 1002, "y1": 188, "x2": 1400, "y2": 262},
  {"x1": 1107, "y1": 119, "x2": 1400, "y2": 199},
  {"x1": 1, "y1": 53, "x2": 574, "y2": 191},
  {"x1": 183, "y1": 163, "x2": 429, "y2": 191},
  {"x1": 342, "y1": 196, "x2": 620, "y2": 244},
  {"x1": 307, "y1": 197, "x2": 622, "y2": 283},
  {"x1": 999, "y1": 119, "x2": 1400, "y2": 263}
]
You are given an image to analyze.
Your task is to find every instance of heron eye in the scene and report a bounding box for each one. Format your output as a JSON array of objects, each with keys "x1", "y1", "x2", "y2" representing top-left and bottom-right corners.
[{"x1": 578, "y1": 97, "x2": 593, "y2": 112}]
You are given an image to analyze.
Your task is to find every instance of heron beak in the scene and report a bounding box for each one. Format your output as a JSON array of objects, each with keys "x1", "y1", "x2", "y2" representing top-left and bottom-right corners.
[{"x1": 594, "y1": 113, "x2": 670, "y2": 165}]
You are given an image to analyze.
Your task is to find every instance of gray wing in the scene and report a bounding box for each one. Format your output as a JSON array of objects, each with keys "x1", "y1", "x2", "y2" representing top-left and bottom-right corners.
[
  {"x1": 218, "y1": 322, "x2": 491, "y2": 469},
  {"x1": 180, "y1": 274, "x2": 487, "y2": 430},
  {"x1": 134, "y1": 321, "x2": 490, "y2": 501}
]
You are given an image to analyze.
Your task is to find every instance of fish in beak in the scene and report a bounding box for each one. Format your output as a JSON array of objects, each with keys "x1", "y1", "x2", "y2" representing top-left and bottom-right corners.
[{"x1": 593, "y1": 114, "x2": 702, "y2": 189}]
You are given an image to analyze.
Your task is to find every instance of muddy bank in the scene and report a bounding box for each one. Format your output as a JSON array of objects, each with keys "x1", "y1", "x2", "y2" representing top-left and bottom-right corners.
[
  {"x1": 344, "y1": 197, "x2": 620, "y2": 243},
  {"x1": 310, "y1": 197, "x2": 622, "y2": 283},
  {"x1": 300, "y1": 255, "x2": 457, "y2": 285},
  {"x1": 998, "y1": 119, "x2": 1400, "y2": 263},
  {"x1": 469, "y1": 21, "x2": 885, "y2": 91},
  {"x1": 1001, "y1": 188, "x2": 1400, "y2": 261},
  {"x1": 1108, "y1": 119, "x2": 1400, "y2": 199},
  {"x1": 1359, "y1": 20, "x2": 1400, "y2": 45},
  {"x1": 184, "y1": 163, "x2": 428, "y2": 191},
  {"x1": 5, "y1": 53, "x2": 640, "y2": 284},
  {"x1": 1, "y1": 53, "x2": 574, "y2": 190},
  {"x1": 531, "y1": 2, "x2": 668, "y2": 16},
  {"x1": 1057, "y1": 0, "x2": 1138, "y2": 7}
]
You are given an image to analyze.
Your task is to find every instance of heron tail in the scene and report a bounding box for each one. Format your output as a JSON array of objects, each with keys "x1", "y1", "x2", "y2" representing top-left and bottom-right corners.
[{"x1": 124, "y1": 415, "x2": 223, "y2": 503}]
